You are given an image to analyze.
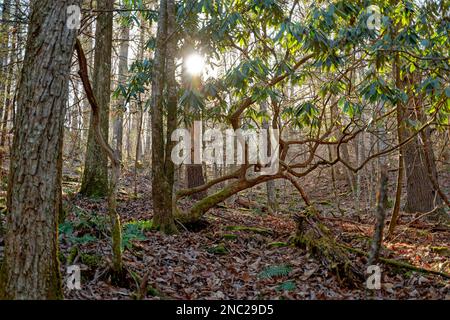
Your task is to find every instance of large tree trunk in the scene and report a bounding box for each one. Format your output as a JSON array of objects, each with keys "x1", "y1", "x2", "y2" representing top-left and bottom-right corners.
[
  {"x1": 80, "y1": 0, "x2": 113, "y2": 197},
  {"x1": 0, "y1": 0, "x2": 81, "y2": 299},
  {"x1": 403, "y1": 89, "x2": 440, "y2": 214},
  {"x1": 151, "y1": 0, "x2": 177, "y2": 234},
  {"x1": 403, "y1": 129, "x2": 439, "y2": 213}
]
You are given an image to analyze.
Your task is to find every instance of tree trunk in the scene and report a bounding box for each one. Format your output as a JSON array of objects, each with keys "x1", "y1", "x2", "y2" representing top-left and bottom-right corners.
[
  {"x1": 133, "y1": 22, "x2": 145, "y2": 196},
  {"x1": 403, "y1": 92, "x2": 440, "y2": 213},
  {"x1": 0, "y1": 0, "x2": 11, "y2": 124},
  {"x1": 186, "y1": 164, "x2": 207, "y2": 199},
  {"x1": 261, "y1": 101, "x2": 278, "y2": 212},
  {"x1": 403, "y1": 133, "x2": 438, "y2": 213},
  {"x1": 80, "y1": 19, "x2": 94, "y2": 144},
  {"x1": 113, "y1": 23, "x2": 129, "y2": 162},
  {"x1": 368, "y1": 166, "x2": 388, "y2": 266},
  {"x1": 134, "y1": 101, "x2": 143, "y2": 197},
  {"x1": 0, "y1": 1, "x2": 17, "y2": 147},
  {"x1": 151, "y1": 0, "x2": 177, "y2": 234},
  {"x1": 80, "y1": 0, "x2": 113, "y2": 197},
  {"x1": 0, "y1": 0, "x2": 81, "y2": 299}
]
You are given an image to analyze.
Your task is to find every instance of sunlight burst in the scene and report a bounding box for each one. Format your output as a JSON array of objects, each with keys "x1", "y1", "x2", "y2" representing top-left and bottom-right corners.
[{"x1": 185, "y1": 53, "x2": 205, "y2": 76}]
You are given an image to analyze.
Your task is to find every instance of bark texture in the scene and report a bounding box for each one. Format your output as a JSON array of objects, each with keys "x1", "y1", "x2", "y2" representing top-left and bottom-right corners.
[
  {"x1": 113, "y1": 23, "x2": 129, "y2": 162},
  {"x1": 0, "y1": 0, "x2": 81, "y2": 299},
  {"x1": 151, "y1": 0, "x2": 177, "y2": 234}
]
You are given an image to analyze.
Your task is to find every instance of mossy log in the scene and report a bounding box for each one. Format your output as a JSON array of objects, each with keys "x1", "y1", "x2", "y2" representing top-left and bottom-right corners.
[
  {"x1": 292, "y1": 212, "x2": 364, "y2": 287},
  {"x1": 342, "y1": 244, "x2": 450, "y2": 279},
  {"x1": 175, "y1": 174, "x2": 283, "y2": 224}
]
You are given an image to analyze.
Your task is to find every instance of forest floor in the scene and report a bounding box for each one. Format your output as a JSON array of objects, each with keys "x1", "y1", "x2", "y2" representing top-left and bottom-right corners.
[
  {"x1": 1, "y1": 165, "x2": 449, "y2": 299},
  {"x1": 56, "y1": 165, "x2": 449, "y2": 300}
]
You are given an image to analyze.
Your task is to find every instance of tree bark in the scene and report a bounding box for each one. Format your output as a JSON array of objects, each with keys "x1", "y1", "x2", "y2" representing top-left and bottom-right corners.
[
  {"x1": 151, "y1": 0, "x2": 177, "y2": 234},
  {"x1": 0, "y1": 0, "x2": 81, "y2": 299},
  {"x1": 388, "y1": 56, "x2": 405, "y2": 235},
  {"x1": 113, "y1": 22, "x2": 129, "y2": 163},
  {"x1": 80, "y1": 0, "x2": 113, "y2": 197},
  {"x1": 261, "y1": 100, "x2": 278, "y2": 212},
  {"x1": 0, "y1": 1, "x2": 17, "y2": 147},
  {"x1": 0, "y1": 0, "x2": 11, "y2": 123},
  {"x1": 403, "y1": 89, "x2": 440, "y2": 213},
  {"x1": 80, "y1": 17, "x2": 94, "y2": 144},
  {"x1": 368, "y1": 166, "x2": 388, "y2": 266}
]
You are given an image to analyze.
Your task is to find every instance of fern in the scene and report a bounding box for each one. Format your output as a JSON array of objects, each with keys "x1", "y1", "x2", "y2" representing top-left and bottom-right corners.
[
  {"x1": 121, "y1": 223, "x2": 147, "y2": 250},
  {"x1": 258, "y1": 264, "x2": 292, "y2": 279},
  {"x1": 276, "y1": 280, "x2": 296, "y2": 292}
]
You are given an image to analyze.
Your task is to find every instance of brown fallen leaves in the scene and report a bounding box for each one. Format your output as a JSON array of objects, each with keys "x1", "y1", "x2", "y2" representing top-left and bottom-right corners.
[{"x1": 59, "y1": 170, "x2": 449, "y2": 300}]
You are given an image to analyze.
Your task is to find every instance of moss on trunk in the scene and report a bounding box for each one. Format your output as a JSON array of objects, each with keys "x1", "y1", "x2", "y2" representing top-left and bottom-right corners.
[{"x1": 293, "y1": 211, "x2": 363, "y2": 287}]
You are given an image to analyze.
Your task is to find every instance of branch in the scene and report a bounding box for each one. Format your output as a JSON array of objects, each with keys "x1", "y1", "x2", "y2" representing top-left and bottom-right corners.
[
  {"x1": 228, "y1": 53, "x2": 314, "y2": 129},
  {"x1": 75, "y1": 38, "x2": 119, "y2": 168}
]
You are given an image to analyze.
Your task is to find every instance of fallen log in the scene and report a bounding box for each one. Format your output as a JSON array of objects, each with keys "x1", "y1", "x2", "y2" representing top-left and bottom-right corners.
[
  {"x1": 292, "y1": 210, "x2": 364, "y2": 287},
  {"x1": 341, "y1": 245, "x2": 450, "y2": 279}
]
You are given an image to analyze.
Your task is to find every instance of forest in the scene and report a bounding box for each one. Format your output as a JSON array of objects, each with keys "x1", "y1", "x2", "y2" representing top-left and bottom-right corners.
[{"x1": 0, "y1": 0, "x2": 449, "y2": 301}]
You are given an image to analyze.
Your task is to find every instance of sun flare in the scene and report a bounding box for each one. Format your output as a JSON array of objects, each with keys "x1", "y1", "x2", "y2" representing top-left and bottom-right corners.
[{"x1": 185, "y1": 53, "x2": 205, "y2": 76}]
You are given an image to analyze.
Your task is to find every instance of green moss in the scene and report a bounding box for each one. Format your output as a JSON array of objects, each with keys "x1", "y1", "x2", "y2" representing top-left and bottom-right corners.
[
  {"x1": 430, "y1": 246, "x2": 450, "y2": 257},
  {"x1": 58, "y1": 251, "x2": 66, "y2": 265},
  {"x1": 80, "y1": 252, "x2": 102, "y2": 268},
  {"x1": 152, "y1": 213, "x2": 178, "y2": 235},
  {"x1": 147, "y1": 286, "x2": 161, "y2": 297},
  {"x1": 207, "y1": 243, "x2": 229, "y2": 255},
  {"x1": 315, "y1": 200, "x2": 333, "y2": 206},
  {"x1": 66, "y1": 246, "x2": 78, "y2": 265},
  {"x1": 223, "y1": 234, "x2": 238, "y2": 240},
  {"x1": 268, "y1": 241, "x2": 289, "y2": 248},
  {"x1": 293, "y1": 217, "x2": 361, "y2": 286},
  {"x1": 110, "y1": 214, "x2": 123, "y2": 273}
]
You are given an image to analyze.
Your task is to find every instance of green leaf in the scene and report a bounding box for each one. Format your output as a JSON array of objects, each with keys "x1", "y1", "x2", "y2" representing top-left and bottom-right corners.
[{"x1": 445, "y1": 87, "x2": 450, "y2": 98}]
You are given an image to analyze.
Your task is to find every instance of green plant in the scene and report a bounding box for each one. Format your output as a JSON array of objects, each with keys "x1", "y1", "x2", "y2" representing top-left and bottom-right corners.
[
  {"x1": 127, "y1": 219, "x2": 153, "y2": 231},
  {"x1": 80, "y1": 252, "x2": 102, "y2": 268},
  {"x1": 258, "y1": 264, "x2": 292, "y2": 279},
  {"x1": 207, "y1": 243, "x2": 229, "y2": 255},
  {"x1": 58, "y1": 221, "x2": 97, "y2": 245},
  {"x1": 276, "y1": 280, "x2": 296, "y2": 292},
  {"x1": 121, "y1": 222, "x2": 148, "y2": 250}
]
